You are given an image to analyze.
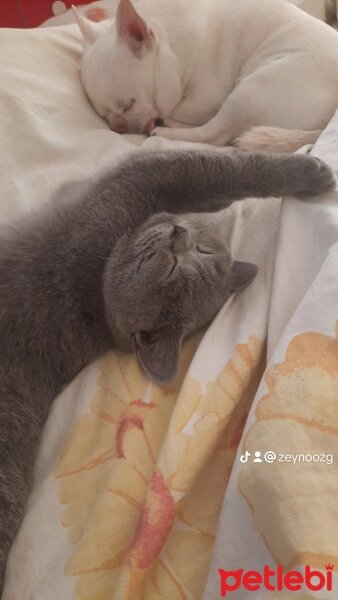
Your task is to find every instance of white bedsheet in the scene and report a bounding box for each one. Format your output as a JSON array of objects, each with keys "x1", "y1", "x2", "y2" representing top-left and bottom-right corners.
[{"x1": 1, "y1": 23, "x2": 338, "y2": 600}]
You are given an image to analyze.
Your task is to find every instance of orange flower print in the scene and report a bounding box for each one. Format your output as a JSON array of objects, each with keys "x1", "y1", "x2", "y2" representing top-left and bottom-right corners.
[
  {"x1": 126, "y1": 470, "x2": 175, "y2": 567},
  {"x1": 55, "y1": 334, "x2": 264, "y2": 599},
  {"x1": 239, "y1": 323, "x2": 338, "y2": 571}
]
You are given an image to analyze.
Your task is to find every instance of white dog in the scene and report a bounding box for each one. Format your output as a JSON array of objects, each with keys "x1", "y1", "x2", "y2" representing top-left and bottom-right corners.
[{"x1": 74, "y1": 0, "x2": 338, "y2": 151}]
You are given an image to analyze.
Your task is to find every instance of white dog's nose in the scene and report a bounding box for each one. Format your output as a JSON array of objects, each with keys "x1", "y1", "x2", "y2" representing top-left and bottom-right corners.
[
  {"x1": 109, "y1": 115, "x2": 127, "y2": 134},
  {"x1": 145, "y1": 119, "x2": 156, "y2": 135}
]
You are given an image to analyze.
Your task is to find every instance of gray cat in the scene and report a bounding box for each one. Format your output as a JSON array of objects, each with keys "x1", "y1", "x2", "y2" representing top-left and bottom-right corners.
[{"x1": 0, "y1": 149, "x2": 334, "y2": 594}]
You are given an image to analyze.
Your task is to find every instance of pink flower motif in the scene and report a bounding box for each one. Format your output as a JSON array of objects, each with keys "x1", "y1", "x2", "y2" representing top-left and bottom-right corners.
[{"x1": 126, "y1": 470, "x2": 176, "y2": 569}]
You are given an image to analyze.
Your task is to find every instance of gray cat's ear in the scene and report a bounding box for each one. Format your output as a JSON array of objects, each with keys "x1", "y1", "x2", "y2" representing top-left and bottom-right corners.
[
  {"x1": 228, "y1": 261, "x2": 258, "y2": 292},
  {"x1": 133, "y1": 329, "x2": 182, "y2": 385}
]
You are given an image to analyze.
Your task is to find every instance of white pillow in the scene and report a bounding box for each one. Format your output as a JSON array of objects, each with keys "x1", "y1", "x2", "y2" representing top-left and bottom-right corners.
[
  {"x1": 0, "y1": 25, "x2": 141, "y2": 223},
  {"x1": 288, "y1": 0, "x2": 329, "y2": 21}
]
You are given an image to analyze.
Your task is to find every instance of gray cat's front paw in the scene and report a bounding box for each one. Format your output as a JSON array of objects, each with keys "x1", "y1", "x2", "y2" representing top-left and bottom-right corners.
[{"x1": 291, "y1": 155, "x2": 336, "y2": 198}]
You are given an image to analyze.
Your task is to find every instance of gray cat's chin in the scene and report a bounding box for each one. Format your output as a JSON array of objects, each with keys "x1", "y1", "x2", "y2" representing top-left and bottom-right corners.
[
  {"x1": 103, "y1": 302, "x2": 132, "y2": 353},
  {"x1": 108, "y1": 325, "x2": 133, "y2": 353}
]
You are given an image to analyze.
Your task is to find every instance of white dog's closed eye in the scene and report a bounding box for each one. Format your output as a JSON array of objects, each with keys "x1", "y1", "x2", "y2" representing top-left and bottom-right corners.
[{"x1": 120, "y1": 98, "x2": 136, "y2": 113}]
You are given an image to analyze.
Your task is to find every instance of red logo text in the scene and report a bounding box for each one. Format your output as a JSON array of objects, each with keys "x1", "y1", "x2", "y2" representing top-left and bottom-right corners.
[{"x1": 219, "y1": 564, "x2": 333, "y2": 596}]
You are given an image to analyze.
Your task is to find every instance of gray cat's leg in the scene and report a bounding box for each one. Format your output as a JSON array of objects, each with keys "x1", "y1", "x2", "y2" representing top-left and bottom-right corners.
[
  {"x1": 118, "y1": 150, "x2": 335, "y2": 218},
  {"x1": 0, "y1": 383, "x2": 46, "y2": 595},
  {"x1": 0, "y1": 448, "x2": 34, "y2": 594}
]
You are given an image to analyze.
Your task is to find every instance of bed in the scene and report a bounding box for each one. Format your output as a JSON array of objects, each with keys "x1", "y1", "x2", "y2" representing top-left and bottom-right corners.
[{"x1": 0, "y1": 9, "x2": 338, "y2": 600}]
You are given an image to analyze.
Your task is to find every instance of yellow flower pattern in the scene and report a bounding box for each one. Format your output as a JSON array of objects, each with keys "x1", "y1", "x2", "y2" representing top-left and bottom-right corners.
[
  {"x1": 54, "y1": 334, "x2": 264, "y2": 599},
  {"x1": 239, "y1": 322, "x2": 338, "y2": 571}
]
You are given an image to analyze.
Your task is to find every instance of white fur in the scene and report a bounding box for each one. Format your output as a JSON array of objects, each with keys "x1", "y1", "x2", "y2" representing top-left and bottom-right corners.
[
  {"x1": 75, "y1": 0, "x2": 338, "y2": 151},
  {"x1": 234, "y1": 127, "x2": 323, "y2": 153}
]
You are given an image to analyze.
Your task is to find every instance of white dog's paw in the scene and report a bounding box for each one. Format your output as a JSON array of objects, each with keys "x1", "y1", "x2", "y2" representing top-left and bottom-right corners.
[
  {"x1": 150, "y1": 125, "x2": 217, "y2": 144},
  {"x1": 143, "y1": 135, "x2": 174, "y2": 151},
  {"x1": 150, "y1": 126, "x2": 181, "y2": 140}
]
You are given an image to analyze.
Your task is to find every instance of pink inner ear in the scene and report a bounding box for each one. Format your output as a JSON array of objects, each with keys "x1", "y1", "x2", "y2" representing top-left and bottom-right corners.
[
  {"x1": 129, "y1": 21, "x2": 146, "y2": 42},
  {"x1": 116, "y1": 0, "x2": 151, "y2": 49}
]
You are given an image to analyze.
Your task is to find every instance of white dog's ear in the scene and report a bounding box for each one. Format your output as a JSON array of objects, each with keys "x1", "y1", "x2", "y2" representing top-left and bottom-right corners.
[
  {"x1": 72, "y1": 5, "x2": 102, "y2": 44},
  {"x1": 116, "y1": 0, "x2": 155, "y2": 57}
]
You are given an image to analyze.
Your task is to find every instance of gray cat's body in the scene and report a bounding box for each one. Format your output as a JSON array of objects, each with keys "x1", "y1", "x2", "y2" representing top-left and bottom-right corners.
[{"x1": 0, "y1": 149, "x2": 334, "y2": 594}]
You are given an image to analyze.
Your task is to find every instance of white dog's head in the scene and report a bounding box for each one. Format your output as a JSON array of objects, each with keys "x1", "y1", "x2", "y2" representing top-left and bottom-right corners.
[{"x1": 73, "y1": 0, "x2": 182, "y2": 134}]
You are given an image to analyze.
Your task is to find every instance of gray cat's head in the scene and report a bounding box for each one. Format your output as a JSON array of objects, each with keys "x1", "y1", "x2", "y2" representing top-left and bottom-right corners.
[{"x1": 103, "y1": 213, "x2": 257, "y2": 384}]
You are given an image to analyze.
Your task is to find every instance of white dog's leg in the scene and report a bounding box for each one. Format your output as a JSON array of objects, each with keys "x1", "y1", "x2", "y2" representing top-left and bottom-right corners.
[
  {"x1": 164, "y1": 118, "x2": 196, "y2": 128},
  {"x1": 152, "y1": 59, "x2": 335, "y2": 147},
  {"x1": 151, "y1": 88, "x2": 249, "y2": 144}
]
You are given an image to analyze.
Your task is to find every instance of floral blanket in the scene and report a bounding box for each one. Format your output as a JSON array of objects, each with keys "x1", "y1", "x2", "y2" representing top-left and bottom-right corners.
[{"x1": 0, "y1": 20, "x2": 337, "y2": 600}]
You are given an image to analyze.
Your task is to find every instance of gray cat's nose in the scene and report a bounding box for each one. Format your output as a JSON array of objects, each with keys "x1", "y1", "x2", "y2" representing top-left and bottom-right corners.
[
  {"x1": 170, "y1": 225, "x2": 189, "y2": 253},
  {"x1": 171, "y1": 225, "x2": 186, "y2": 238}
]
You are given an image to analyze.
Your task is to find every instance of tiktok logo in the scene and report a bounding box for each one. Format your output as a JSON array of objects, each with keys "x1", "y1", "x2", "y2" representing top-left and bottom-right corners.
[{"x1": 239, "y1": 450, "x2": 251, "y2": 463}]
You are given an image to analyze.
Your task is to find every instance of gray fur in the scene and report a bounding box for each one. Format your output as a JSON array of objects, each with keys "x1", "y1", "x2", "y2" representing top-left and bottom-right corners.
[{"x1": 0, "y1": 149, "x2": 334, "y2": 593}]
